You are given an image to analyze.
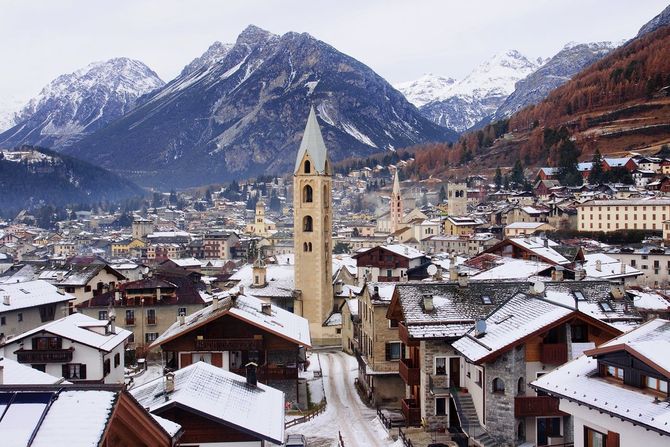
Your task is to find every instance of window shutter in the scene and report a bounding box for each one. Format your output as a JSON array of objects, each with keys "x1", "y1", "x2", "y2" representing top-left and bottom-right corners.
[
  {"x1": 385, "y1": 343, "x2": 391, "y2": 361},
  {"x1": 62, "y1": 364, "x2": 68, "y2": 379},
  {"x1": 80, "y1": 364, "x2": 87, "y2": 380},
  {"x1": 606, "y1": 431, "x2": 620, "y2": 447}
]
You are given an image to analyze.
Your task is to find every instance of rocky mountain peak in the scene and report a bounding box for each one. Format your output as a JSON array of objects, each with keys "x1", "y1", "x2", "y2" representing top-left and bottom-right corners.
[
  {"x1": 637, "y1": 4, "x2": 670, "y2": 37},
  {"x1": 237, "y1": 24, "x2": 278, "y2": 46},
  {"x1": 180, "y1": 41, "x2": 234, "y2": 76}
]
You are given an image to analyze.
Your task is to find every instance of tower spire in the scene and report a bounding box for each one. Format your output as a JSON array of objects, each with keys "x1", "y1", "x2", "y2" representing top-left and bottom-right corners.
[{"x1": 294, "y1": 106, "x2": 329, "y2": 174}]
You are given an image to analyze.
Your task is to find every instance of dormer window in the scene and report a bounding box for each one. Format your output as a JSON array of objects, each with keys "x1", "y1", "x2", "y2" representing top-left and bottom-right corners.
[
  {"x1": 605, "y1": 365, "x2": 624, "y2": 380},
  {"x1": 646, "y1": 376, "x2": 669, "y2": 393},
  {"x1": 481, "y1": 295, "x2": 492, "y2": 305}
]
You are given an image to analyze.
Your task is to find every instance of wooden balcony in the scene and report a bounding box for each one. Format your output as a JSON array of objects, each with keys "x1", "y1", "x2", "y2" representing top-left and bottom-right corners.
[
  {"x1": 230, "y1": 365, "x2": 298, "y2": 381},
  {"x1": 195, "y1": 338, "x2": 263, "y2": 351},
  {"x1": 16, "y1": 348, "x2": 74, "y2": 364},
  {"x1": 515, "y1": 395, "x2": 565, "y2": 417},
  {"x1": 541, "y1": 343, "x2": 568, "y2": 365},
  {"x1": 398, "y1": 322, "x2": 419, "y2": 347},
  {"x1": 401, "y1": 398, "x2": 421, "y2": 426},
  {"x1": 399, "y1": 357, "x2": 420, "y2": 386}
]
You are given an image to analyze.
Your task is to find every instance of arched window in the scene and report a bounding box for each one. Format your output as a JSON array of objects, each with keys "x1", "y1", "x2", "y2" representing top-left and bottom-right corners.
[
  {"x1": 303, "y1": 215, "x2": 313, "y2": 232},
  {"x1": 308, "y1": 242, "x2": 312, "y2": 252},
  {"x1": 303, "y1": 185, "x2": 313, "y2": 203},
  {"x1": 323, "y1": 185, "x2": 329, "y2": 206},
  {"x1": 517, "y1": 377, "x2": 525, "y2": 395},
  {"x1": 304, "y1": 160, "x2": 311, "y2": 174},
  {"x1": 493, "y1": 377, "x2": 505, "y2": 394},
  {"x1": 303, "y1": 242, "x2": 308, "y2": 252}
]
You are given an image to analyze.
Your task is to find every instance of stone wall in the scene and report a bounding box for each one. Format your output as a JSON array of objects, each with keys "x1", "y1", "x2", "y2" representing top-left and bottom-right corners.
[
  {"x1": 485, "y1": 345, "x2": 525, "y2": 446},
  {"x1": 421, "y1": 340, "x2": 457, "y2": 431}
]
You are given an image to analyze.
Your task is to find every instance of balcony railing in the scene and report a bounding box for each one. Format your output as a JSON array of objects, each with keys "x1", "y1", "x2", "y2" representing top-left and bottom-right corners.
[
  {"x1": 229, "y1": 365, "x2": 298, "y2": 381},
  {"x1": 399, "y1": 357, "x2": 420, "y2": 386},
  {"x1": 514, "y1": 395, "x2": 565, "y2": 417},
  {"x1": 195, "y1": 338, "x2": 263, "y2": 351},
  {"x1": 541, "y1": 343, "x2": 568, "y2": 365},
  {"x1": 16, "y1": 348, "x2": 74, "y2": 364},
  {"x1": 401, "y1": 398, "x2": 421, "y2": 426},
  {"x1": 398, "y1": 322, "x2": 419, "y2": 347}
]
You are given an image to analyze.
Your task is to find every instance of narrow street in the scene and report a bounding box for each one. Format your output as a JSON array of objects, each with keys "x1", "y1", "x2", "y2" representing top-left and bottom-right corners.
[{"x1": 287, "y1": 350, "x2": 398, "y2": 447}]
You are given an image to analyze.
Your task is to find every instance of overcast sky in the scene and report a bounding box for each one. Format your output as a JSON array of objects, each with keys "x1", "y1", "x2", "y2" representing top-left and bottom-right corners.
[{"x1": 1, "y1": 0, "x2": 668, "y2": 102}]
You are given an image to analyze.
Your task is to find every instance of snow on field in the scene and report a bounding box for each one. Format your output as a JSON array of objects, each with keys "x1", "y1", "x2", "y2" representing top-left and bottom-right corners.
[{"x1": 287, "y1": 350, "x2": 396, "y2": 447}]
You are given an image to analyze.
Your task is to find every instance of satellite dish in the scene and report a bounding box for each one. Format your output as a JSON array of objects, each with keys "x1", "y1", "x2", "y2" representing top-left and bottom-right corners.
[
  {"x1": 427, "y1": 264, "x2": 438, "y2": 276},
  {"x1": 533, "y1": 281, "x2": 546, "y2": 294},
  {"x1": 475, "y1": 319, "x2": 487, "y2": 337}
]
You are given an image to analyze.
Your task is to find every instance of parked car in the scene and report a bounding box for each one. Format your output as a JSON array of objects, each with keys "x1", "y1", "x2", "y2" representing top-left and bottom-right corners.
[{"x1": 285, "y1": 434, "x2": 307, "y2": 447}]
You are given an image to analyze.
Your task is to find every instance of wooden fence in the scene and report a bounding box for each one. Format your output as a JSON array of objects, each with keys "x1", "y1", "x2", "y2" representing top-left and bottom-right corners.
[{"x1": 284, "y1": 400, "x2": 327, "y2": 429}]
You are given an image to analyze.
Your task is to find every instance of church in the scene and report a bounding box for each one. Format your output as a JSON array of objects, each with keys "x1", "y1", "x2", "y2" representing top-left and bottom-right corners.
[{"x1": 293, "y1": 107, "x2": 340, "y2": 345}]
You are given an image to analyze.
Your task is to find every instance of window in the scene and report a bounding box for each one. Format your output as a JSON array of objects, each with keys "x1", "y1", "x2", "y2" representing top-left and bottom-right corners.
[
  {"x1": 435, "y1": 397, "x2": 446, "y2": 416},
  {"x1": 304, "y1": 159, "x2": 311, "y2": 174},
  {"x1": 32, "y1": 337, "x2": 62, "y2": 350},
  {"x1": 103, "y1": 358, "x2": 111, "y2": 376},
  {"x1": 39, "y1": 304, "x2": 56, "y2": 323},
  {"x1": 98, "y1": 310, "x2": 108, "y2": 320},
  {"x1": 0, "y1": 316, "x2": 4, "y2": 326},
  {"x1": 606, "y1": 365, "x2": 624, "y2": 380},
  {"x1": 62, "y1": 363, "x2": 87, "y2": 380},
  {"x1": 125, "y1": 309, "x2": 135, "y2": 325},
  {"x1": 584, "y1": 427, "x2": 607, "y2": 447},
  {"x1": 303, "y1": 215, "x2": 313, "y2": 232},
  {"x1": 385, "y1": 341, "x2": 402, "y2": 361},
  {"x1": 386, "y1": 269, "x2": 392, "y2": 277},
  {"x1": 85, "y1": 285, "x2": 92, "y2": 292},
  {"x1": 646, "y1": 376, "x2": 669, "y2": 393},
  {"x1": 435, "y1": 357, "x2": 447, "y2": 375},
  {"x1": 303, "y1": 185, "x2": 313, "y2": 203},
  {"x1": 517, "y1": 377, "x2": 525, "y2": 394},
  {"x1": 476, "y1": 369, "x2": 483, "y2": 387},
  {"x1": 114, "y1": 353, "x2": 121, "y2": 368},
  {"x1": 630, "y1": 259, "x2": 636, "y2": 267},
  {"x1": 481, "y1": 295, "x2": 492, "y2": 305},
  {"x1": 31, "y1": 364, "x2": 46, "y2": 373},
  {"x1": 573, "y1": 291, "x2": 585, "y2": 301},
  {"x1": 145, "y1": 332, "x2": 159, "y2": 343},
  {"x1": 492, "y1": 377, "x2": 505, "y2": 394},
  {"x1": 17, "y1": 313, "x2": 23, "y2": 322},
  {"x1": 599, "y1": 302, "x2": 613, "y2": 312},
  {"x1": 147, "y1": 309, "x2": 157, "y2": 325},
  {"x1": 571, "y1": 324, "x2": 588, "y2": 343}
]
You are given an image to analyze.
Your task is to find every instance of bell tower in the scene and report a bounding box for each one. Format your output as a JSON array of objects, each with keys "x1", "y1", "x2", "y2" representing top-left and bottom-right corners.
[
  {"x1": 293, "y1": 107, "x2": 333, "y2": 344},
  {"x1": 390, "y1": 170, "x2": 403, "y2": 233}
]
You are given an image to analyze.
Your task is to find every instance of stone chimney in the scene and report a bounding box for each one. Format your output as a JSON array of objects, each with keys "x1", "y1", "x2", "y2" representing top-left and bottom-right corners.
[
  {"x1": 164, "y1": 371, "x2": 175, "y2": 397},
  {"x1": 595, "y1": 259, "x2": 602, "y2": 272},
  {"x1": 246, "y1": 362, "x2": 258, "y2": 387},
  {"x1": 212, "y1": 296, "x2": 219, "y2": 309},
  {"x1": 552, "y1": 266, "x2": 564, "y2": 282},
  {"x1": 457, "y1": 273, "x2": 468, "y2": 288},
  {"x1": 261, "y1": 302, "x2": 272, "y2": 316}
]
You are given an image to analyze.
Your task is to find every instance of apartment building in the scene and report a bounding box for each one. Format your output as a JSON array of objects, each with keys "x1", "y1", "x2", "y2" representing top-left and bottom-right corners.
[
  {"x1": 577, "y1": 199, "x2": 670, "y2": 232},
  {"x1": 607, "y1": 245, "x2": 670, "y2": 287}
]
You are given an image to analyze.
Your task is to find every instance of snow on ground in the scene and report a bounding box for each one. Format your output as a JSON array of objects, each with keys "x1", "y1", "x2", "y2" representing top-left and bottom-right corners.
[{"x1": 287, "y1": 350, "x2": 396, "y2": 447}]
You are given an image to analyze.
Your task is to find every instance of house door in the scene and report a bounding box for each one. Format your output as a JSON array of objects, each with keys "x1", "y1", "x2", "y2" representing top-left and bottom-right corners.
[
  {"x1": 449, "y1": 357, "x2": 461, "y2": 388},
  {"x1": 537, "y1": 417, "x2": 561, "y2": 446}
]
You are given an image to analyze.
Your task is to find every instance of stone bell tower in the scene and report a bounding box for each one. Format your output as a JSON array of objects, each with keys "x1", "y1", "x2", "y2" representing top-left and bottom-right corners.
[{"x1": 293, "y1": 107, "x2": 333, "y2": 344}]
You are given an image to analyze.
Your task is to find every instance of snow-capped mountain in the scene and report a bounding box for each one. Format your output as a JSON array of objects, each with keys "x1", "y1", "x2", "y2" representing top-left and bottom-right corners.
[
  {"x1": 0, "y1": 95, "x2": 26, "y2": 132},
  {"x1": 491, "y1": 41, "x2": 616, "y2": 121},
  {"x1": 63, "y1": 25, "x2": 456, "y2": 188},
  {"x1": 397, "y1": 50, "x2": 539, "y2": 132},
  {"x1": 180, "y1": 41, "x2": 234, "y2": 77},
  {"x1": 394, "y1": 74, "x2": 456, "y2": 108},
  {"x1": 0, "y1": 58, "x2": 164, "y2": 149},
  {"x1": 637, "y1": 3, "x2": 670, "y2": 37}
]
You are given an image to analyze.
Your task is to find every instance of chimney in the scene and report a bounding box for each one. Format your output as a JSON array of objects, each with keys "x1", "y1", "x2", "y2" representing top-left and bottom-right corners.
[
  {"x1": 422, "y1": 294, "x2": 434, "y2": 312},
  {"x1": 575, "y1": 267, "x2": 586, "y2": 280},
  {"x1": 2, "y1": 295, "x2": 9, "y2": 306},
  {"x1": 109, "y1": 312, "x2": 116, "y2": 334},
  {"x1": 261, "y1": 302, "x2": 272, "y2": 316},
  {"x1": 56, "y1": 271, "x2": 64, "y2": 282},
  {"x1": 164, "y1": 371, "x2": 175, "y2": 397},
  {"x1": 610, "y1": 283, "x2": 625, "y2": 300},
  {"x1": 458, "y1": 273, "x2": 468, "y2": 288},
  {"x1": 620, "y1": 262, "x2": 626, "y2": 274},
  {"x1": 595, "y1": 259, "x2": 602, "y2": 272},
  {"x1": 178, "y1": 311, "x2": 186, "y2": 325},
  {"x1": 212, "y1": 296, "x2": 219, "y2": 309},
  {"x1": 246, "y1": 362, "x2": 258, "y2": 387},
  {"x1": 449, "y1": 264, "x2": 458, "y2": 281},
  {"x1": 552, "y1": 266, "x2": 564, "y2": 282},
  {"x1": 544, "y1": 238, "x2": 549, "y2": 248},
  {"x1": 373, "y1": 285, "x2": 379, "y2": 296},
  {"x1": 156, "y1": 287, "x2": 161, "y2": 301},
  {"x1": 239, "y1": 285, "x2": 245, "y2": 296}
]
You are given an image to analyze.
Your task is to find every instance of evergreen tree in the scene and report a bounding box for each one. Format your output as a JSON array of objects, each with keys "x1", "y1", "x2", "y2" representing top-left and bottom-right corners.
[
  {"x1": 557, "y1": 139, "x2": 583, "y2": 186},
  {"x1": 588, "y1": 149, "x2": 605, "y2": 185},
  {"x1": 494, "y1": 167, "x2": 503, "y2": 188},
  {"x1": 510, "y1": 160, "x2": 526, "y2": 187}
]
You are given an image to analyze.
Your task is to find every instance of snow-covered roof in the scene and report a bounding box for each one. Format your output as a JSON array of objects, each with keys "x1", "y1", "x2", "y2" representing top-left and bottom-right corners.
[
  {"x1": 508, "y1": 237, "x2": 571, "y2": 265},
  {"x1": 582, "y1": 252, "x2": 642, "y2": 279},
  {"x1": 171, "y1": 257, "x2": 201, "y2": 267},
  {"x1": 230, "y1": 263, "x2": 295, "y2": 299},
  {"x1": 151, "y1": 414, "x2": 182, "y2": 438},
  {"x1": 131, "y1": 361, "x2": 285, "y2": 444},
  {"x1": 0, "y1": 280, "x2": 72, "y2": 314},
  {"x1": 505, "y1": 221, "x2": 548, "y2": 229},
  {"x1": 379, "y1": 244, "x2": 425, "y2": 260},
  {"x1": 294, "y1": 106, "x2": 329, "y2": 175},
  {"x1": 471, "y1": 258, "x2": 552, "y2": 280},
  {"x1": 453, "y1": 293, "x2": 573, "y2": 362},
  {"x1": 532, "y1": 319, "x2": 670, "y2": 437},
  {"x1": 152, "y1": 293, "x2": 310, "y2": 348},
  {"x1": 0, "y1": 389, "x2": 117, "y2": 447},
  {"x1": 0, "y1": 357, "x2": 65, "y2": 384},
  {"x1": 627, "y1": 289, "x2": 670, "y2": 311},
  {"x1": 5, "y1": 313, "x2": 132, "y2": 351}
]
